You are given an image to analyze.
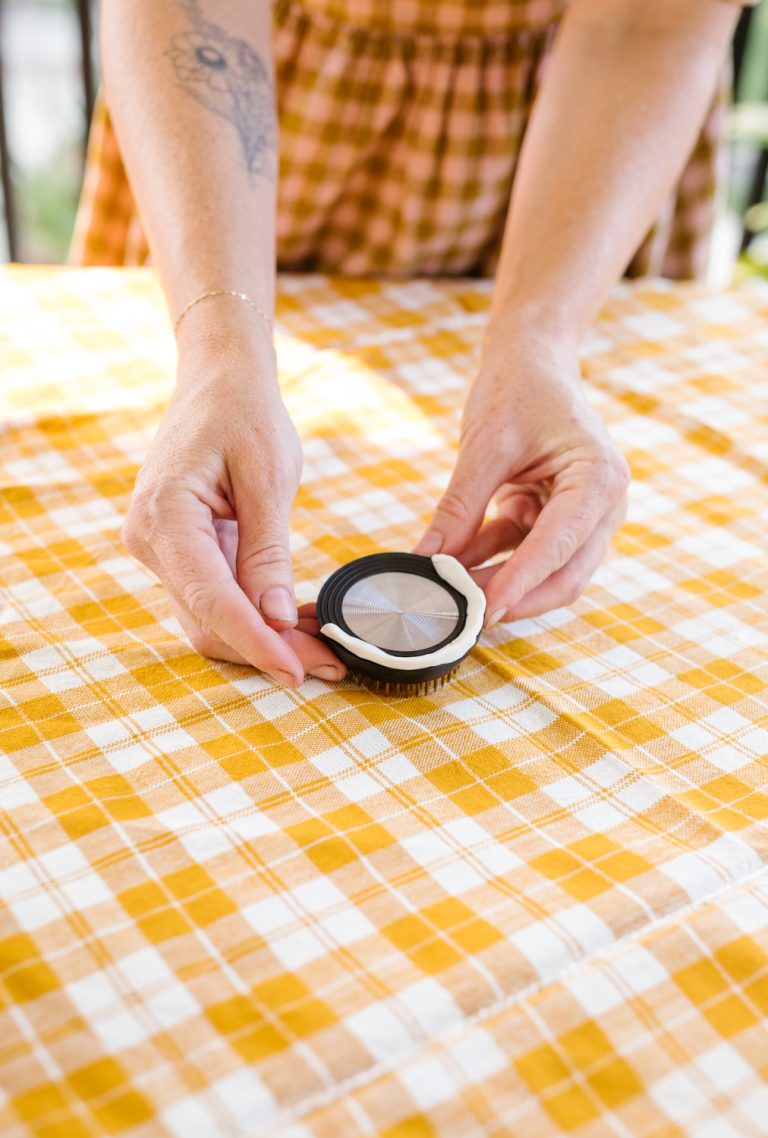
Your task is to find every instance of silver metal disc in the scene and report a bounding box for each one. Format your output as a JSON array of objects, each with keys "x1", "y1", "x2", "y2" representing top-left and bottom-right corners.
[{"x1": 341, "y1": 571, "x2": 460, "y2": 653}]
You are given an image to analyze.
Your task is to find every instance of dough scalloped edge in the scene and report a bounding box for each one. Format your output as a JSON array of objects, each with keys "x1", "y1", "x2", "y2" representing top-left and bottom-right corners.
[{"x1": 320, "y1": 553, "x2": 486, "y2": 670}]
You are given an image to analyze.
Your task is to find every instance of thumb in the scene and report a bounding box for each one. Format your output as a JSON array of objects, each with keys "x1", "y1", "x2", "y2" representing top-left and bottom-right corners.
[
  {"x1": 414, "y1": 449, "x2": 496, "y2": 558},
  {"x1": 235, "y1": 499, "x2": 298, "y2": 628}
]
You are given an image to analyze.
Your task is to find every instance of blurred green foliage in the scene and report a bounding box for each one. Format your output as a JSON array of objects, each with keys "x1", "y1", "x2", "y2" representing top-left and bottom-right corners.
[{"x1": 17, "y1": 145, "x2": 82, "y2": 263}]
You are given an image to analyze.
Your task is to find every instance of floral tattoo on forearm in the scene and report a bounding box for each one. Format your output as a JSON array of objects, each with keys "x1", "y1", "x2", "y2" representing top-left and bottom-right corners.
[{"x1": 166, "y1": 0, "x2": 276, "y2": 180}]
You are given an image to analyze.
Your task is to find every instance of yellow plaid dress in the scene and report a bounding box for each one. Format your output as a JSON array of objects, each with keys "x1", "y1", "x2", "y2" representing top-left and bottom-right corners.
[{"x1": 72, "y1": 0, "x2": 742, "y2": 278}]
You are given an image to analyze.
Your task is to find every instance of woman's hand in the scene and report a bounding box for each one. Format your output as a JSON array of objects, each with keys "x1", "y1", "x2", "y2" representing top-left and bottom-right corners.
[
  {"x1": 122, "y1": 331, "x2": 345, "y2": 686},
  {"x1": 414, "y1": 333, "x2": 630, "y2": 625}
]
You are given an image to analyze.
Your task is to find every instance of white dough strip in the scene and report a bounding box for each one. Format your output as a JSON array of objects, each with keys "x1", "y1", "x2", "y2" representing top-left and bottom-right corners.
[{"x1": 320, "y1": 553, "x2": 486, "y2": 670}]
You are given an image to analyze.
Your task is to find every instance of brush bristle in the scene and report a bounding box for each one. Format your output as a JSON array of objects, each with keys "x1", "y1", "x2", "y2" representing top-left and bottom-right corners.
[{"x1": 352, "y1": 669, "x2": 459, "y2": 697}]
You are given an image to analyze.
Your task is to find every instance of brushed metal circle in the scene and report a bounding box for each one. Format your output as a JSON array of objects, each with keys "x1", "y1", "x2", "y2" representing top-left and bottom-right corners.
[{"x1": 341, "y1": 571, "x2": 460, "y2": 652}]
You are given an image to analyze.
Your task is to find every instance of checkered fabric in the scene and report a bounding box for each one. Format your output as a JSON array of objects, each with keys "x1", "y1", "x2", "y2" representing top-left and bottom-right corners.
[
  {"x1": 70, "y1": 0, "x2": 742, "y2": 279},
  {"x1": 1, "y1": 267, "x2": 768, "y2": 1138}
]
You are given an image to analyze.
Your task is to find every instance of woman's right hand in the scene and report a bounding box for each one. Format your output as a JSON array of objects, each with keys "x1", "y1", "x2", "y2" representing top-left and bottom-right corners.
[{"x1": 122, "y1": 326, "x2": 346, "y2": 688}]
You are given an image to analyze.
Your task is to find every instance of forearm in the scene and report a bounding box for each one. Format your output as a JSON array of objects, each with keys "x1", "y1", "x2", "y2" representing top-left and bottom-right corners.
[
  {"x1": 99, "y1": 0, "x2": 276, "y2": 354},
  {"x1": 486, "y1": 0, "x2": 739, "y2": 352}
]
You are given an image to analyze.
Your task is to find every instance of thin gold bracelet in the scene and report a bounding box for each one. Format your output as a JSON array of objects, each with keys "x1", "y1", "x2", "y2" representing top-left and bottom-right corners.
[{"x1": 173, "y1": 289, "x2": 273, "y2": 336}]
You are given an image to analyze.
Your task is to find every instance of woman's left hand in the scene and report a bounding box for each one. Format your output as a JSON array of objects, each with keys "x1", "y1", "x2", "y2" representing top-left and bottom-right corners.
[{"x1": 414, "y1": 333, "x2": 631, "y2": 626}]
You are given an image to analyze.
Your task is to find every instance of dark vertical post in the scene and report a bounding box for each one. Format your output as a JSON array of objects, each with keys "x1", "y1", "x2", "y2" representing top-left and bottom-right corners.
[
  {"x1": 0, "y1": 0, "x2": 19, "y2": 262},
  {"x1": 732, "y1": 7, "x2": 754, "y2": 100},
  {"x1": 76, "y1": 0, "x2": 94, "y2": 134}
]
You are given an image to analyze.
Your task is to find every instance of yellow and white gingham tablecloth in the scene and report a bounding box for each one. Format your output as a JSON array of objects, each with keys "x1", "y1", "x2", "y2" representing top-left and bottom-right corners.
[{"x1": 1, "y1": 267, "x2": 768, "y2": 1138}]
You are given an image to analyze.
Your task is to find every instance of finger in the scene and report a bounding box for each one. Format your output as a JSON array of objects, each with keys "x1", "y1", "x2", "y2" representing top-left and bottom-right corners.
[
  {"x1": 294, "y1": 605, "x2": 347, "y2": 677},
  {"x1": 147, "y1": 503, "x2": 304, "y2": 685},
  {"x1": 484, "y1": 472, "x2": 627, "y2": 623},
  {"x1": 487, "y1": 497, "x2": 627, "y2": 624},
  {"x1": 203, "y1": 520, "x2": 325, "y2": 644},
  {"x1": 178, "y1": 615, "x2": 345, "y2": 681},
  {"x1": 221, "y1": 515, "x2": 302, "y2": 631},
  {"x1": 458, "y1": 493, "x2": 535, "y2": 568},
  {"x1": 493, "y1": 484, "x2": 546, "y2": 521},
  {"x1": 468, "y1": 563, "x2": 503, "y2": 591},
  {"x1": 232, "y1": 474, "x2": 299, "y2": 630},
  {"x1": 296, "y1": 602, "x2": 323, "y2": 634},
  {"x1": 295, "y1": 603, "x2": 347, "y2": 674},
  {"x1": 173, "y1": 596, "x2": 346, "y2": 681},
  {"x1": 171, "y1": 600, "x2": 249, "y2": 666},
  {"x1": 282, "y1": 628, "x2": 348, "y2": 682},
  {"x1": 296, "y1": 614, "x2": 322, "y2": 636},
  {"x1": 506, "y1": 499, "x2": 627, "y2": 619},
  {"x1": 501, "y1": 521, "x2": 612, "y2": 619},
  {"x1": 214, "y1": 517, "x2": 238, "y2": 574},
  {"x1": 458, "y1": 518, "x2": 525, "y2": 570},
  {"x1": 413, "y1": 447, "x2": 498, "y2": 558}
]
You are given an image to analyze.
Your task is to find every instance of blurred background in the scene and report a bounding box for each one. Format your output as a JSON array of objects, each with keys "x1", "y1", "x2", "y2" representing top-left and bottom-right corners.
[{"x1": 0, "y1": 0, "x2": 766, "y2": 278}]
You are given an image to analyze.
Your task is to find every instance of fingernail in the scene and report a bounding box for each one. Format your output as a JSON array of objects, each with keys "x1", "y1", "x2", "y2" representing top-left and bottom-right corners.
[
  {"x1": 416, "y1": 531, "x2": 443, "y2": 556},
  {"x1": 522, "y1": 508, "x2": 537, "y2": 530},
  {"x1": 486, "y1": 608, "x2": 506, "y2": 628},
  {"x1": 261, "y1": 587, "x2": 298, "y2": 623},
  {"x1": 273, "y1": 669, "x2": 300, "y2": 688},
  {"x1": 310, "y1": 665, "x2": 341, "y2": 682}
]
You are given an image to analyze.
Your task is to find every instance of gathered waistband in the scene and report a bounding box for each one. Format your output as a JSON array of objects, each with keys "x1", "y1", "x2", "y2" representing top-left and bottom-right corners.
[{"x1": 273, "y1": 0, "x2": 566, "y2": 44}]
